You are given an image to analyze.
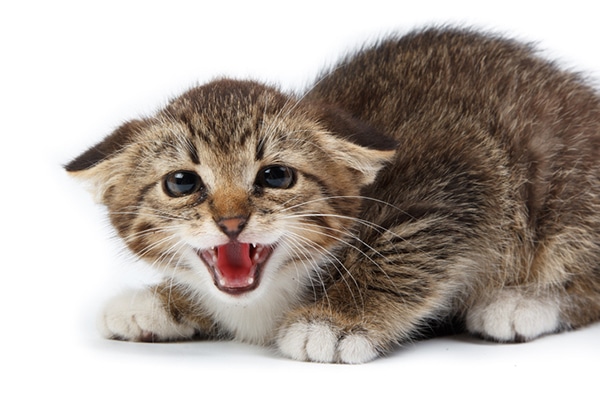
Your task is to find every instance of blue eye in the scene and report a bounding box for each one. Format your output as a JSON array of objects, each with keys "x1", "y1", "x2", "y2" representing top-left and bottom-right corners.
[
  {"x1": 164, "y1": 171, "x2": 204, "y2": 197},
  {"x1": 257, "y1": 165, "x2": 296, "y2": 189}
]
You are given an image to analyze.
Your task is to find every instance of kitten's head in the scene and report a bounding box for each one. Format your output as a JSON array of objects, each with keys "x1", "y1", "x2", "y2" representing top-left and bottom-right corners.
[{"x1": 66, "y1": 79, "x2": 395, "y2": 300}]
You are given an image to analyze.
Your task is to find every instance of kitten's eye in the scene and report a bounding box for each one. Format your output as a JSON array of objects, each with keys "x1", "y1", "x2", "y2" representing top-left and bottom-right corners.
[
  {"x1": 256, "y1": 165, "x2": 296, "y2": 189},
  {"x1": 163, "y1": 171, "x2": 204, "y2": 197}
]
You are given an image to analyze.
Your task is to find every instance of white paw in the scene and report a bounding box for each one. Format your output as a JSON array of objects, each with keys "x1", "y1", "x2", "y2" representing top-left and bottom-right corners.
[
  {"x1": 466, "y1": 289, "x2": 560, "y2": 342},
  {"x1": 99, "y1": 288, "x2": 196, "y2": 342},
  {"x1": 277, "y1": 321, "x2": 378, "y2": 364}
]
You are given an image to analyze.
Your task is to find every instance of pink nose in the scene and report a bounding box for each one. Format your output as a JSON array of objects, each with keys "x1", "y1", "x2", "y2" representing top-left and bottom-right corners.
[{"x1": 216, "y1": 216, "x2": 248, "y2": 239}]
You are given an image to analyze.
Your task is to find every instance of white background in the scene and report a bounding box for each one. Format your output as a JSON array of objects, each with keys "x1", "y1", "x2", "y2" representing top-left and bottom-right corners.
[{"x1": 2, "y1": 0, "x2": 599, "y2": 398}]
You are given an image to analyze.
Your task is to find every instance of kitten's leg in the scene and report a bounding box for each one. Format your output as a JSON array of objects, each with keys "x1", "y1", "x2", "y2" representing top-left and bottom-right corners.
[
  {"x1": 466, "y1": 275, "x2": 600, "y2": 342},
  {"x1": 465, "y1": 287, "x2": 562, "y2": 342},
  {"x1": 276, "y1": 238, "x2": 464, "y2": 363},
  {"x1": 466, "y1": 226, "x2": 600, "y2": 342},
  {"x1": 99, "y1": 283, "x2": 215, "y2": 342},
  {"x1": 276, "y1": 283, "x2": 453, "y2": 364},
  {"x1": 559, "y1": 279, "x2": 600, "y2": 332}
]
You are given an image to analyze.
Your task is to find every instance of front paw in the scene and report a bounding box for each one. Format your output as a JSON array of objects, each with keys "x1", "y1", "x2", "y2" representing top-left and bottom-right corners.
[
  {"x1": 99, "y1": 288, "x2": 196, "y2": 342},
  {"x1": 276, "y1": 312, "x2": 380, "y2": 364}
]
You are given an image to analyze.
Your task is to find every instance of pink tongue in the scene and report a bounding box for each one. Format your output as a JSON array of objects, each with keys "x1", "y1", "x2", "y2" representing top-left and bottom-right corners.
[{"x1": 216, "y1": 243, "x2": 253, "y2": 283}]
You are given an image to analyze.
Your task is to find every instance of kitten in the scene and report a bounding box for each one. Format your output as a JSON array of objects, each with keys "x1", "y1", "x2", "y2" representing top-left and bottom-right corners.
[{"x1": 66, "y1": 27, "x2": 600, "y2": 363}]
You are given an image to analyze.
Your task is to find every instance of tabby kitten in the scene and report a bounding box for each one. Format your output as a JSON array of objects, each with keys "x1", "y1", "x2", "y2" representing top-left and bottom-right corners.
[{"x1": 66, "y1": 28, "x2": 600, "y2": 363}]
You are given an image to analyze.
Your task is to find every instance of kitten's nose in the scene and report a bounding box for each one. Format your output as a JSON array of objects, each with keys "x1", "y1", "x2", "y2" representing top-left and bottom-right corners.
[{"x1": 216, "y1": 216, "x2": 248, "y2": 239}]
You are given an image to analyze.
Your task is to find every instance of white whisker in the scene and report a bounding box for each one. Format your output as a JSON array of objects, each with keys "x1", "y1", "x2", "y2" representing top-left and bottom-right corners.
[{"x1": 283, "y1": 230, "x2": 365, "y2": 311}]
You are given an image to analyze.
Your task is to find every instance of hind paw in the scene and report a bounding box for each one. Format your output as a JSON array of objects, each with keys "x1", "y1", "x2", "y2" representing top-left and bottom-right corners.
[{"x1": 466, "y1": 288, "x2": 561, "y2": 342}]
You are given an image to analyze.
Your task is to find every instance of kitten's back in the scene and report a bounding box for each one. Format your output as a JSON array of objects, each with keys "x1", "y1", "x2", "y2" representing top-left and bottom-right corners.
[{"x1": 308, "y1": 28, "x2": 600, "y2": 329}]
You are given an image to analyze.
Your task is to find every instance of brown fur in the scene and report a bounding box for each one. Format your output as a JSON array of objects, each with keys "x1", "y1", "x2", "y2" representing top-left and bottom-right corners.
[{"x1": 67, "y1": 27, "x2": 600, "y2": 363}]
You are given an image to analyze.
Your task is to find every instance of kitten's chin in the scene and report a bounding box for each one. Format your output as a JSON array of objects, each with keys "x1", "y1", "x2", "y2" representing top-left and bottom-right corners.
[{"x1": 198, "y1": 242, "x2": 275, "y2": 295}]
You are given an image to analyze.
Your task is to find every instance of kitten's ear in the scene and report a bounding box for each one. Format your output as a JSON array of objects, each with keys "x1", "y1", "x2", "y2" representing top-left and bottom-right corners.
[
  {"x1": 64, "y1": 119, "x2": 144, "y2": 201},
  {"x1": 317, "y1": 107, "x2": 397, "y2": 185}
]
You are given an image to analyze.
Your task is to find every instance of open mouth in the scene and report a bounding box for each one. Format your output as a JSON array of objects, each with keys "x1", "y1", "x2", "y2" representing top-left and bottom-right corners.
[{"x1": 198, "y1": 242, "x2": 274, "y2": 294}]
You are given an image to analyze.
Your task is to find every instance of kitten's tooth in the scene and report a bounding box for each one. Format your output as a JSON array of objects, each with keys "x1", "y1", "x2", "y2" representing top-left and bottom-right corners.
[{"x1": 247, "y1": 277, "x2": 254, "y2": 285}]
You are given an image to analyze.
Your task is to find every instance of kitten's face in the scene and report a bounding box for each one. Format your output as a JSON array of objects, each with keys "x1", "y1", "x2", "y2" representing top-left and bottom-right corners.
[{"x1": 67, "y1": 80, "x2": 394, "y2": 300}]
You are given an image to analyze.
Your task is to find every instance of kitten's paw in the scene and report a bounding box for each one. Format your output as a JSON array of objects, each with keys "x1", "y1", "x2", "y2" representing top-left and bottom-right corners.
[
  {"x1": 99, "y1": 288, "x2": 196, "y2": 342},
  {"x1": 276, "y1": 317, "x2": 379, "y2": 364},
  {"x1": 466, "y1": 288, "x2": 560, "y2": 342}
]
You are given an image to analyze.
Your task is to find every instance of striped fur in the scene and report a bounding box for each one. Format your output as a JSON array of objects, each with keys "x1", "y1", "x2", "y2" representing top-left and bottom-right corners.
[{"x1": 67, "y1": 28, "x2": 600, "y2": 363}]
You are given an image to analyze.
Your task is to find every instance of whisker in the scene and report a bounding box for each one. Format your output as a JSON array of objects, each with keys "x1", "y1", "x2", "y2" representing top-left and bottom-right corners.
[
  {"x1": 283, "y1": 230, "x2": 365, "y2": 311},
  {"x1": 120, "y1": 225, "x2": 182, "y2": 241},
  {"x1": 277, "y1": 195, "x2": 407, "y2": 216},
  {"x1": 277, "y1": 236, "x2": 326, "y2": 304},
  {"x1": 125, "y1": 226, "x2": 187, "y2": 261},
  {"x1": 115, "y1": 205, "x2": 192, "y2": 222},
  {"x1": 288, "y1": 222, "x2": 395, "y2": 293},
  {"x1": 282, "y1": 213, "x2": 446, "y2": 274}
]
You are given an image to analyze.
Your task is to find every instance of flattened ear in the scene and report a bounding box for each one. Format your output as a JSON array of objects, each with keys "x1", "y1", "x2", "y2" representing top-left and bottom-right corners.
[
  {"x1": 65, "y1": 119, "x2": 145, "y2": 172},
  {"x1": 64, "y1": 119, "x2": 145, "y2": 201},
  {"x1": 316, "y1": 105, "x2": 397, "y2": 185}
]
